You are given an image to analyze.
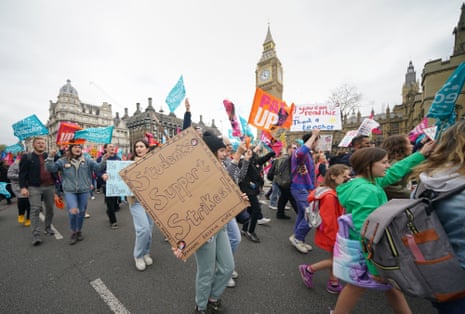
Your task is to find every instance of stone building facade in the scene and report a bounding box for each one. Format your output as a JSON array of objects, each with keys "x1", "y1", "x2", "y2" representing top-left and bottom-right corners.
[
  {"x1": 123, "y1": 97, "x2": 219, "y2": 147},
  {"x1": 366, "y1": 4, "x2": 465, "y2": 148},
  {"x1": 46, "y1": 80, "x2": 130, "y2": 154},
  {"x1": 46, "y1": 80, "x2": 219, "y2": 156}
]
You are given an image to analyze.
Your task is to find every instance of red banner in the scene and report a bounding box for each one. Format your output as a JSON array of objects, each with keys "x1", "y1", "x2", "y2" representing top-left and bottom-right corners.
[{"x1": 56, "y1": 122, "x2": 85, "y2": 145}]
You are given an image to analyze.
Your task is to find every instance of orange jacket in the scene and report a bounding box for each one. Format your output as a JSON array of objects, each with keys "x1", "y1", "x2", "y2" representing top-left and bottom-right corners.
[{"x1": 307, "y1": 188, "x2": 344, "y2": 252}]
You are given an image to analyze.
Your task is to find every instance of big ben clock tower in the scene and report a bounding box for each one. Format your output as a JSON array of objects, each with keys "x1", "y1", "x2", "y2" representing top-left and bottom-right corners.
[{"x1": 256, "y1": 25, "x2": 283, "y2": 99}]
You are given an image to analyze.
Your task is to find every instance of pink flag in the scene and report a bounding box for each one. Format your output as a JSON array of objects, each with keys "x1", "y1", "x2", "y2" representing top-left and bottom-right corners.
[
  {"x1": 408, "y1": 118, "x2": 428, "y2": 142},
  {"x1": 223, "y1": 99, "x2": 242, "y2": 137}
]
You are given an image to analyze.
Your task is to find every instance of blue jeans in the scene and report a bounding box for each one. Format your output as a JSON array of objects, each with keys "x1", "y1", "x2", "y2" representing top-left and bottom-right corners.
[
  {"x1": 194, "y1": 228, "x2": 234, "y2": 310},
  {"x1": 129, "y1": 202, "x2": 154, "y2": 258},
  {"x1": 269, "y1": 182, "x2": 281, "y2": 207},
  {"x1": 226, "y1": 219, "x2": 241, "y2": 254},
  {"x1": 64, "y1": 191, "x2": 89, "y2": 232},
  {"x1": 291, "y1": 187, "x2": 311, "y2": 241}
]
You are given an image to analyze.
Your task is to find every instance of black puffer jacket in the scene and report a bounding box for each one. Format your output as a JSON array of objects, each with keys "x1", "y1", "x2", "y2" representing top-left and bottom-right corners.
[{"x1": 239, "y1": 151, "x2": 275, "y2": 195}]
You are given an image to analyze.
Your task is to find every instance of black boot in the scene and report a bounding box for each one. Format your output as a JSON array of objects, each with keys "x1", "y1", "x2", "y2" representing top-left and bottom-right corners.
[{"x1": 69, "y1": 233, "x2": 77, "y2": 245}]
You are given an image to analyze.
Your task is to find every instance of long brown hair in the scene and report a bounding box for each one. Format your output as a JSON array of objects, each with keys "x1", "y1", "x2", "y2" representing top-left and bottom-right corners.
[
  {"x1": 350, "y1": 147, "x2": 388, "y2": 182},
  {"x1": 381, "y1": 135, "x2": 410, "y2": 162},
  {"x1": 412, "y1": 120, "x2": 465, "y2": 178},
  {"x1": 130, "y1": 140, "x2": 150, "y2": 161}
]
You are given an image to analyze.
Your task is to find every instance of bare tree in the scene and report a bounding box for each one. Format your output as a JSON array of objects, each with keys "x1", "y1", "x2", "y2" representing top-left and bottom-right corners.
[{"x1": 328, "y1": 84, "x2": 362, "y2": 116}]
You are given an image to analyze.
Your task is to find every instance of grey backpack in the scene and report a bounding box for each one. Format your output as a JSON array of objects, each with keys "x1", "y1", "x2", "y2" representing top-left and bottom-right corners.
[{"x1": 361, "y1": 183, "x2": 465, "y2": 303}]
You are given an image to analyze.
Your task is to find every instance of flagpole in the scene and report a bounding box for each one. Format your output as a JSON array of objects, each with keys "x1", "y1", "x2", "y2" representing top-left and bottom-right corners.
[{"x1": 149, "y1": 111, "x2": 170, "y2": 142}]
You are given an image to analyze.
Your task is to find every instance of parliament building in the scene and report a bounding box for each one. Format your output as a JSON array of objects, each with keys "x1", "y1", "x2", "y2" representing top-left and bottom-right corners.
[{"x1": 256, "y1": 4, "x2": 465, "y2": 150}]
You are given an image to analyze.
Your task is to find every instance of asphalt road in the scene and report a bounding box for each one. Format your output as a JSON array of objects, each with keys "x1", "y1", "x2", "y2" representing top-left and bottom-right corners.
[{"x1": 0, "y1": 192, "x2": 436, "y2": 314}]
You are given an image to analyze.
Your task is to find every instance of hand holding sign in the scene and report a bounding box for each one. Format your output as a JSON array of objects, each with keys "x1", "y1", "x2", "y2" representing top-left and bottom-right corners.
[{"x1": 119, "y1": 127, "x2": 248, "y2": 260}]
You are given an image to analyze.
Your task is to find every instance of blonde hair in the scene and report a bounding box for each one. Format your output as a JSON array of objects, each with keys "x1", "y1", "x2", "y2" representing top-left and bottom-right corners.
[{"x1": 412, "y1": 120, "x2": 465, "y2": 178}]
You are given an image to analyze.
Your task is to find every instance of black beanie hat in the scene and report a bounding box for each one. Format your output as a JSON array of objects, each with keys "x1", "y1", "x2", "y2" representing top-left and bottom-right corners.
[{"x1": 203, "y1": 132, "x2": 226, "y2": 154}]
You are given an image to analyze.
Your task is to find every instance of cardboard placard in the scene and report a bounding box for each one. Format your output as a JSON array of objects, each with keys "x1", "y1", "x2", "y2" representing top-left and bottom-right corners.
[{"x1": 119, "y1": 127, "x2": 247, "y2": 261}]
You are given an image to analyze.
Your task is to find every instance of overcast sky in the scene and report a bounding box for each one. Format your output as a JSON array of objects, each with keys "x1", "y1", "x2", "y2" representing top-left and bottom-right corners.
[{"x1": 0, "y1": 0, "x2": 463, "y2": 145}]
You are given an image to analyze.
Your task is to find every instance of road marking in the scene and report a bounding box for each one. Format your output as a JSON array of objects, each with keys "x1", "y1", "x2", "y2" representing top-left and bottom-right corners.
[
  {"x1": 39, "y1": 212, "x2": 63, "y2": 239},
  {"x1": 90, "y1": 278, "x2": 131, "y2": 314}
]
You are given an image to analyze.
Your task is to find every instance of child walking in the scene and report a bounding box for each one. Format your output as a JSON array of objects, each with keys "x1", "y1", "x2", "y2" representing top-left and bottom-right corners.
[{"x1": 298, "y1": 164, "x2": 351, "y2": 294}]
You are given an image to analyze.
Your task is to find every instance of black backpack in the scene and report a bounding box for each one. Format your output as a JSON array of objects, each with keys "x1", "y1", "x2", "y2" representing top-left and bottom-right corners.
[{"x1": 274, "y1": 156, "x2": 291, "y2": 189}]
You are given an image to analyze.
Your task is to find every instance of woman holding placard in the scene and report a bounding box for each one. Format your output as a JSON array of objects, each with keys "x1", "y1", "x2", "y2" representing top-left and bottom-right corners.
[
  {"x1": 172, "y1": 132, "x2": 249, "y2": 314},
  {"x1": 127, "y1": 140, "x2": 154, "y2": 271}
]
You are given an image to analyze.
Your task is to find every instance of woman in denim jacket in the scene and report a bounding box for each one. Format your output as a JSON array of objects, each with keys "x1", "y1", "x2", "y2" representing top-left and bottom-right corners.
[
  {"x1": 46, "y1": 144, "x2": 108, "y2": 244},
  {"x1": 412, "y1": 120, "x2": 465, "y2": 314}
]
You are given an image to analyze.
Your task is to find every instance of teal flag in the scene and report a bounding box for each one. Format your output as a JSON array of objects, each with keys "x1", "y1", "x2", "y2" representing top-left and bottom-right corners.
[
  {"x1": 239, "y1": 116, "x2": 254, "y2": 140},
  {"x1": 12, "y1": 114, "x2": 48, "y2": 141},
  {"x1": 427, "y1": 62, "x2": 465, "y2": 136},
  {"x1": 4, "y1": 143, "x2": 24, "y2": 153},
  {"x1": 165, "y1": 75, "x2": 186, "y2": 112},
  {"x1": 75, "y1": 126, "x2": 114, "y2": 144}
]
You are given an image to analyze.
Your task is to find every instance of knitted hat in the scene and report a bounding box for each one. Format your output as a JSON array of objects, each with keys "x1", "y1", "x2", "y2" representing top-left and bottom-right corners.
[{"x1": 203, "y1": 132, "x2": 226, "y2": 154}]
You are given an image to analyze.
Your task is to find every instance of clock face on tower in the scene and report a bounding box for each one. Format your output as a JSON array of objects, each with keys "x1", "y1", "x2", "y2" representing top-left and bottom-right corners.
[{"x1": 259, "y1": 69, "x2": 271, "y2": 82}]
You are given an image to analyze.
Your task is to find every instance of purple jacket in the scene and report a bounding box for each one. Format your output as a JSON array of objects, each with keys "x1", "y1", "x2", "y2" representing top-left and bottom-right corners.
[{"x1": 290, "y1": 145, "x2": 315, "y2": 191}]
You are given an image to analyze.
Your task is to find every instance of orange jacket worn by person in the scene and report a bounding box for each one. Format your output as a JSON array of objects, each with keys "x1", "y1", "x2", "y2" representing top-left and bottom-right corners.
[{"x1": 308, "y1": 189, "x2": 344, "y2": 252}]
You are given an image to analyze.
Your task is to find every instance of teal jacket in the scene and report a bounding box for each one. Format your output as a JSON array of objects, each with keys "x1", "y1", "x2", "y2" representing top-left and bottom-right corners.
[{"x1": 336, "y1": 152, "x2": 426, "y2": 274}]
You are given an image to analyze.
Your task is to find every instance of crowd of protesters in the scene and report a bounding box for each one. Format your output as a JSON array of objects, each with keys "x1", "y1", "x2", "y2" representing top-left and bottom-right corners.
[{"x1": 2, "y1": 110, "x2": 465, "y2": 313}]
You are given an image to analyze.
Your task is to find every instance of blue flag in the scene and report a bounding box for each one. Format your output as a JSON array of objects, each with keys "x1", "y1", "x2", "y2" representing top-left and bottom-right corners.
[
  {"x1": 75, "y1": 126, "x2": 114, "y2": 144},
  {"x1": 239, "y1": 116, "x2": 254, "y2": 140},
  {"x1": 427, "y1": 62, "x2": 465, "y2": 136},
  {"x1": 0, "y1": 182, "x2": 11, "y2": 198},
  {"x1": 165, "y1": 75, "x2": 186, "y2": 112},
  {"x1": 4, "y1": 143, "x2": 24, "y2": 153},
  {"x1": 226, "y1": 129, "x2": 240, "y2": 151},
  {"x1": 12, "y1": 114, "x2": 48, "y2": 141}
]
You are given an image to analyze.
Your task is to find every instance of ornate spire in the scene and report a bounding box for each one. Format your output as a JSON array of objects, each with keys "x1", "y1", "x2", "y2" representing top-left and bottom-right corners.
[
  {"x1": 260, "y1": 24, "x2": 277, "y2": 62},
  {"x1": 453, "y1": 3, "x2": 465, "y2": 56},
  {"x1": 405, "y1": 61, "x2": 416, "y2": 87}
]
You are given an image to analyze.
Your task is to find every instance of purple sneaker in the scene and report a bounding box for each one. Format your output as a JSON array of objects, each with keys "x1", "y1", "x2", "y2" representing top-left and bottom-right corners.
[
  {"x1": 298, "y1": 264, "x2": 313, "y2": 288},
  {"x1": 327, "y1": 281, "x2": 343, "y2": 294}
]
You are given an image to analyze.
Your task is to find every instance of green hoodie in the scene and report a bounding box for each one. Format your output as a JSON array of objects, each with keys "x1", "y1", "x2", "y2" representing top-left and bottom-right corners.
[{"x1": 336, "y1": 152, "x2": 426, "y2": 274}]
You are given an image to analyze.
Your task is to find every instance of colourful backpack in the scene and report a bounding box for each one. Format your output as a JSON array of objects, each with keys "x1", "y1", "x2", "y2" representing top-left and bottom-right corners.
[{"x1": 333, "y1": 214, "x2": 392, "y2": 290}]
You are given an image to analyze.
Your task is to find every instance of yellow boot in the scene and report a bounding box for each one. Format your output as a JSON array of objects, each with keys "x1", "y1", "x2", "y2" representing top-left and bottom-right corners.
[
  {"x1": 24, "y1": 219, "x2": 31, "y2": 227},
  {"x1": 17, "y1": 215, "x2": 25, "y2": 224}
]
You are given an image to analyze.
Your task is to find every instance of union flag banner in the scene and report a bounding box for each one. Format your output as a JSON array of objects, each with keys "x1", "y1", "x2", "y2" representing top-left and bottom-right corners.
[
  {"x1": 56, "y1": 122, "x2": 85, "y2": 145},
  {"x1": 248, "y1": 88, "x2": 293, "y2": 132}
]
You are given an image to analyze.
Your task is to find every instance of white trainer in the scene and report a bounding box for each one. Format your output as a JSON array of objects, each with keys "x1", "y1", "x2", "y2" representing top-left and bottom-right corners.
[
  {"x1": 232, "y1": 270, "x2": 239, "y2": 279},
  {"x1": 227, "y1": 278, "x2": 236, "y2": 288},
  {"x1": 289, "y1": 234, "x2": 312, "y2": 251},
  {"x1": 135, "y1": 258, "x2": 146, "y2": 271},
  {"x1": 257, "y1": 218, "x2": 271, "y2": 225},
  {"x1": 289, "y1": 234, "x2": 309, "y2": 254},
  {"x1": 143, "y1": 254, "x2": 153, "y2": 266}
]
